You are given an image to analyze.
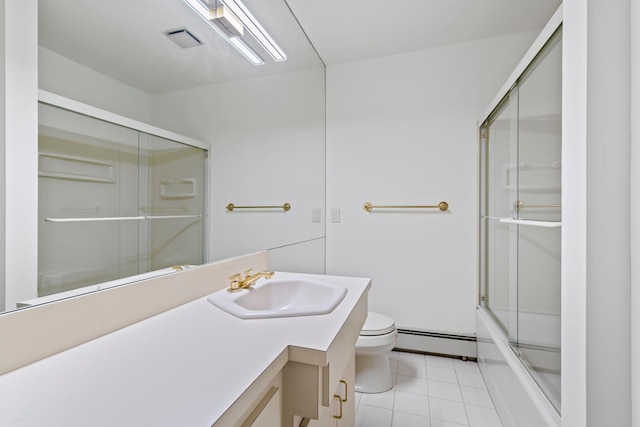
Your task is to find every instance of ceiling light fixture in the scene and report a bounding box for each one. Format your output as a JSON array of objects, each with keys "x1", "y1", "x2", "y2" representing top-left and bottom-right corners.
[
  {"x1": 182, "y1": 0, "x2": 262, "y2": 64},
  {"x1": 228, "y1": 37, "x2": 264, "y2": 65},
  {"x1": 210, "y1": 3, "x2": 244, "y2": 38},
  {"x1": 182, "y1": 0, "x2": 286, "y2": 65},
  {"x1": 217, "y1": 0, "x2": 286, "y2": 62}
]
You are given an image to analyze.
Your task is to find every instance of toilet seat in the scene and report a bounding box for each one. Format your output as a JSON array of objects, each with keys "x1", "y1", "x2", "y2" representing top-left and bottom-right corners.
[{"x1": 360, "y1": 312, "x2": 396, "y2": 336}]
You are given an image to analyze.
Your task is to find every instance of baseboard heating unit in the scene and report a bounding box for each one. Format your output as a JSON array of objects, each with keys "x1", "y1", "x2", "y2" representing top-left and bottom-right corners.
[{"x1": 395, "y1": 329, "x2": 477, "y2": 359}]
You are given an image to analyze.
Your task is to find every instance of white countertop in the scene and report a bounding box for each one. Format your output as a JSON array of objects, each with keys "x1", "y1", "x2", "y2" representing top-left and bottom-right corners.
[{"x1": 0, "y1": 272, "x2": 370, "y2": 426}]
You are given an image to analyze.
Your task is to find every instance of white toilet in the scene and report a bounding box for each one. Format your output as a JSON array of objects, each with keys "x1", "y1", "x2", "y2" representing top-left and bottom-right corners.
[{"x1": 355, "y1": 312, "x2": 398, "y2": 393}]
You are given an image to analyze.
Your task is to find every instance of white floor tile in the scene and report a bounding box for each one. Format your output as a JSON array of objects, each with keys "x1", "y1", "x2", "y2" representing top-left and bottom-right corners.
[
  {"x1": 394, "y1": 391, "x2": 430, "y2": 417},
  {"x1": 391, "y1": 358, "x2": 399, "y2": 374},
  {"x1": 456, "y1": 371, "x2": 487, "y2": 389},
  {"x1": 453, "y1": 359, "x2": 481, "y2": 373},
  {"x1": 425, "y1": 355, "x2": 455, "y2": 369},
  {"x1": 360, "y1": 388, "x2": 396, "y2": 410},
  {"x1": 382, "y1": 352, "x2": 498, "y2": 427},
  {"x1": 398, "y1": 360, "x2": 428, "y2": 378},
  {"x1": 428, "y1": 380, "x2": 463, "y2": 402},
  {"x1": 460, "y1": 386, "x2": 493, "y2": 408},
  {"x1": 465, "y1": 405, "x2": 503, "y2": 427},
  {"x1": 429, "y1": 397, "x2": 469, "y2": 426},
  {"x1": 399, "y1": 352, "x2": 427, "y2": 364},
  {"x1": 396, "y1": 375, "x2": 429, "y2": 396},
  {"x1": 426, "y1": 366, "x2": 459, "y2": 384},
  {"x1": 392, "y1": 411, "x2": 432, "y2": 427},
  {"x1": 356, "y1": 404, "x2": 394, "y2": 427},
  {"x1": 430, "y1": 419, "x2": 469, "y2": 427}
]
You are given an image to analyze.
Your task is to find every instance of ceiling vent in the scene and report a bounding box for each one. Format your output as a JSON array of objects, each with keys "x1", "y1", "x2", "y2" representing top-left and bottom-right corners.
[{"x1": 164, "y1": 28, "x2": 204, "y2": 48}]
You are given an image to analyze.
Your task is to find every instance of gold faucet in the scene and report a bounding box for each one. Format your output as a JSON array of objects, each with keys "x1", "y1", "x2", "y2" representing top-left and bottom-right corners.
[{"x1": 228, "y1": 269, "x2": 274, "y2": 292}]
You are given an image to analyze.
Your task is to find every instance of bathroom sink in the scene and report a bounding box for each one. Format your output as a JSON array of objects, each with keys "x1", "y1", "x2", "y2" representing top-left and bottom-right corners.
[{"x1": 207, "y1": 276, "x2": 347, "y2": 319}]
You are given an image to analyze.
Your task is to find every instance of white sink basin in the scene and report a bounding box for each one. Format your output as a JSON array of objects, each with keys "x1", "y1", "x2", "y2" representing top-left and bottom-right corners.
[{"x1": 207, "y1": 276, "x2": 347, "y2": 319}]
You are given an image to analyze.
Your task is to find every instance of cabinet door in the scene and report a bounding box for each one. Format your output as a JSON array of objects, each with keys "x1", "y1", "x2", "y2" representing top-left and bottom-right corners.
[
  {"x1": 336, "y1": 352, "x2": 355, "y2": 426},
  {"x1": 308, "y1": 351, "x2": 356, "y2": 427}
]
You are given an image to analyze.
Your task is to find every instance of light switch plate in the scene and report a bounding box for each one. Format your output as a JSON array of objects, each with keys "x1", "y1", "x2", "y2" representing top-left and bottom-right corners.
[{"x1": 331, "y1": 208, "x2": 340, "y2": 223}]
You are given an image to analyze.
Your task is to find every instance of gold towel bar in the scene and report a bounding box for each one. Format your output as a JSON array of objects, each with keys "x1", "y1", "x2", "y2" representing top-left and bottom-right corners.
[
  {"x1": 226, "y1": 203, "x2": 291, "y2": 212},
  {"x1": 44, "y1": 214, "x2": 202, "y2": 223},
  {"x1": 363, "y1": 201, "x2": 449, "y2": 212},
  {"x1": 514, "y1": 201, "x2": 561, "y2": 211}
]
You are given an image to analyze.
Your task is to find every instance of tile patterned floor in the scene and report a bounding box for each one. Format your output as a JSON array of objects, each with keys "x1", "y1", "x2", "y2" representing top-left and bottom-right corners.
[{"x1": 355, "y1": 351, "x2": 503, "y2": 427}]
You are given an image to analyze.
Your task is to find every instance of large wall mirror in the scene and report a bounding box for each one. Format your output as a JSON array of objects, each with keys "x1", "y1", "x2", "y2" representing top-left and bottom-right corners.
[{"x1": 0, "y1": 0, "x2": 326, "y2": 314}]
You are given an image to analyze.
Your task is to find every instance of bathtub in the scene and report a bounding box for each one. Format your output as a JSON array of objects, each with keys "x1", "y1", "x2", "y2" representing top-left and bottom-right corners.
[{"x1": 476, "y1": 307, "x2": 560, "y2": 427}]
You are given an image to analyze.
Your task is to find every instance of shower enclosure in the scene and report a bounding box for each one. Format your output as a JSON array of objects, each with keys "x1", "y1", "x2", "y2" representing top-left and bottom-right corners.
[
  {"x1": 478, "y1": 27, "x2": 562, "y2": 414},
  {"x1": 37, "y1": 102, "x2": 208, "y2": 299}
]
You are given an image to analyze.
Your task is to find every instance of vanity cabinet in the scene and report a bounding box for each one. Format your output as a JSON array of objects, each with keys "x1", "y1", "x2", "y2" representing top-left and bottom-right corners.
[
  {"x1": 336, "y1": 352, "x2": 356, "y2": 426},
  {"x1": 311, "y1": 351, "x2": 356, "y2": 427},
  {"x1": 221, "y1": 287, "x2": 364, "y2": 427},
  {"x1": 213, "y1": 354, "x2": 286, "y2": 427},
  {"x1": 281, "y1": 288, "x2": 364, "y2": 427},
  {"x1": 234, "y1": 347, "x2": 356, "y2": 427},
  {"x1": 282, "y1": 350, "x2": 356, "y2": 427},
  {"x1": 0, "y1": 271, "x2": 370, "y2": 427}
]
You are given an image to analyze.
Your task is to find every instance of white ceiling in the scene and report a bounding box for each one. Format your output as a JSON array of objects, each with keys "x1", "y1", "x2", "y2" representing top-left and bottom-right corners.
[
  {"x1": 39, "y1": 0, "x2": 323, "y2": 94},
  {"x1": 285, "y1": 0, "x2": 562, "y2": 65},
  {"x1": 38, "y1": 0, "x2": 562, "y2": 94}
]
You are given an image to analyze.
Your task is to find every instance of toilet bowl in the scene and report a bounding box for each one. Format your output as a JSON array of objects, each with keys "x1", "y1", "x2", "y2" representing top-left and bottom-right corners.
[{"x1": 355, "y1": 312, "x2": 397, "y2": 393}]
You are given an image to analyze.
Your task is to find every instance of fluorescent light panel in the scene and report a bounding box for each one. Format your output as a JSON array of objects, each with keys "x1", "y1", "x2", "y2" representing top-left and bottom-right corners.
[
  {"x1": 182, "y1": 0, "x2": 264, "y2": 64},
  {"x1": 229, "y1": 37, "x2": 264, "y2": 65},
  {"x1": 183, "y1": 0, "x2": 211, "y2": 20},
  {"x1": 182, "y1": 0, "x2": 285, "y2": 64},
  {"x1": 211, "y1": 4, "x2": 244, "y2": 38},
  {"x1": 219, "y1": 0, "x2": 286, "y2": 61}
]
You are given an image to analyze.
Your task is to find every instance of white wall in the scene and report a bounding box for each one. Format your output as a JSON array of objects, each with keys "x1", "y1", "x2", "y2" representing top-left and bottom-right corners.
[
  {"x1": 0, "y1": 0, "x2": 38, "y2": 311},
  {"x1": 39, "y1": 47, "x2": 152, "y2": 123},
  {"x1": 268, "y1": 238, "x2": 325, "y2": 275},
  {"x1": 325, "y1": 32, "x2": 537, "y2": 335},
  {"x1": 151, "y1": 68, "x2": 326, "y2": 273},
  {"x1": 0, "y1": 1, "x2": 6, "y2": 312},
  {"x1": 632, "y1": 0, "x2": 640, "y2": 424},
  {"x1": 562, "y1": 0, "x2": 632, "y2": 426}
]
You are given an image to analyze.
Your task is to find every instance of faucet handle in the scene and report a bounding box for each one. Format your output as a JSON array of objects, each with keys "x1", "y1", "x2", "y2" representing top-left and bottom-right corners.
[
  {"x1": 242, "y1": 268, "x2": 253, "y2": 278},
  {"x1": 228, "y1": 273, "x2": 242, "y2": 291}
]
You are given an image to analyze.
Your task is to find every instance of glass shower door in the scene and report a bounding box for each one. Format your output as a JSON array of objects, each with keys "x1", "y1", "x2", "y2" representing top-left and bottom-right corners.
[
  {"x1": 39, "y1": 104, "x2": 142, "y2": 295},
  {"x1": 514, "y1": 30, "x2": 562, "y2": 409},
  {"x1": 479, "y1": 28, "x2": 562, "y2": 412},
  {"x1": 139, "y1": 133, "x2": 206, "y2": 271},
  {"x1": 38, "y1": 103, "x2": 207, "y2": 299}
]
